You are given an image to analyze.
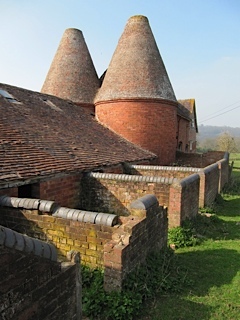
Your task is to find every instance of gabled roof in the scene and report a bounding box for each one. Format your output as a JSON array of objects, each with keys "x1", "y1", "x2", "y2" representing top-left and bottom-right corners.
[
  {"x1": 178, "y1": 99, "x2": 198, "y2": 133},
  {"x1": 95, "y1": 15, "x2": 176, "y2": 103},
  {"x1": 0, "y1": 83, "x2": 156, "y2": 186}
]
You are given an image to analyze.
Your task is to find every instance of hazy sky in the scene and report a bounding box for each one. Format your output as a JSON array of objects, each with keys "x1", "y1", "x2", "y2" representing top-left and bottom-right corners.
[{"x1": 1, "y1": 0, "x2": 240, "y2": 127}]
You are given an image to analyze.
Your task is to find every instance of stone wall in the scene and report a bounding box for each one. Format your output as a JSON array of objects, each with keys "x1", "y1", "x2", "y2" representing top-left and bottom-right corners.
[{"x1": 0, "y1": 226, "x2": 78, "y2": 320}]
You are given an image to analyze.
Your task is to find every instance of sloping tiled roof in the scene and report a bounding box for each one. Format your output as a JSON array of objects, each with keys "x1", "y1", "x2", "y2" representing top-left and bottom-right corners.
[
  {"x1": 41, "y1": 28, "x2": 100, "y2": 105},
  {"x1": 177, "y1": 102, "x2": 191, "y2": 120},
  {"x1": 95, "y1": 15, "x2": 176, "y2": 103},
  {"x1": 0, "y1": 83, "x2": 156, "y2": 186},
  {"x1": 178, "y1": 99, "x2": 198, "y2": 132}
]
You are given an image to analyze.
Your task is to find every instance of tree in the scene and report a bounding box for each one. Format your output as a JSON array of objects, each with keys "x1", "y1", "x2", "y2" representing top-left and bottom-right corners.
[{"x1": 216, "y1": 132, "x2": 237, "y2": 153}]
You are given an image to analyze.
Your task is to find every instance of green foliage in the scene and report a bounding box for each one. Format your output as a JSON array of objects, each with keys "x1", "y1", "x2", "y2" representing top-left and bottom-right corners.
[
  {"x1": 82, "y1": 248, "x2": 192, "y2": 320},
  {"x1": 168, "y1": 220, "x2": 200, "y2": 249}
]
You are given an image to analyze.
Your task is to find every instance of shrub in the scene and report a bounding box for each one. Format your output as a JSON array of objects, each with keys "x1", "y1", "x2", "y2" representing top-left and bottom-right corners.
[
  {"x1": 82, "y1": 248, "x2": 192, "y2": 319},
  {"x1": 168, "y1": 224, "x2": 198, "y2": 249}
]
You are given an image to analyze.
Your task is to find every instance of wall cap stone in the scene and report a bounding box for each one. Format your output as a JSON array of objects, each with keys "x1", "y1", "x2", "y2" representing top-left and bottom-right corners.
[
  {"x1": 0, "y1": 225, "x2": 57, "y2": 261},
  {"x1": 89, "y1": 172, "x2": 178, "y2": 184},
  {"x1": 130, "y1": 194, "x2": 158, "y2": 210}
]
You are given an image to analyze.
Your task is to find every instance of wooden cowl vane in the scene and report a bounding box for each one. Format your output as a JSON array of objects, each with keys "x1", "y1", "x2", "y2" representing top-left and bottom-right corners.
[
  {"x1": 41, "y1": 28, "x2": 100, "y2": 113},
  {"x1": 95, "y1": 15, "x2": 178, "y2": 165}
]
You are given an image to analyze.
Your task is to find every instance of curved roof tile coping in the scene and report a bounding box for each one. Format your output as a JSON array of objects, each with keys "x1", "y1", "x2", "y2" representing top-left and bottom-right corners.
[
  {"x1": 201, "y1": 163, "x2": 219, "y2": 175},
  {"x1": 95, "y1": 15, "x2": 176, "y2": 103},
  {"x1": 0, "y1": 225, "x2": 57, "y2": 261},
  {"x1": 130, "y1": 194, "x2": 158, "y2": 210},
  {"x1": 89, "y1": 172, "x2": 178, "y2": 184},
  {"x1": 130, "y1": 165, "x2": 201, "y2": 172},
  {"x1": 53, "y1": 207, "x2": 118, "y2": 227},
  {"x1": 0, "y1": 195, "x2": 57, "y2": 213},
  {"x1": 178, "y1": 173, "x2": 200, "y2": 188},
  {"x1": 41, "y1": 28, "x2": 100, "y2": 104}
]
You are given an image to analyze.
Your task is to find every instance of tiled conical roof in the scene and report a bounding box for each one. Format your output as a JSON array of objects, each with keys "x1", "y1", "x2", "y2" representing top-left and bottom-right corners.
[
  {"x1": 95, "y1": 15, "x2": 176, "y2": 103},
  {"x1": 41, "y1": 28, "x2": 100, "y2": 105}
]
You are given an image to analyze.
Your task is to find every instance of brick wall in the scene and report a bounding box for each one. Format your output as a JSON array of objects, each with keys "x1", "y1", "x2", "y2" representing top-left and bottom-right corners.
[
  {"x1": 168, "y1": 174, "x2": 200, "y2": 227},
  {"x1": 104, "y1": 194, "x2": 168, "y2": 291},
  {"x1": 126, "y1": 164, "x2": 201, "y2": 180},
  {"x1": 96, "y1": 99, "x2": 177, "y2": 165},
  {"x1": 177, "y1": 117, "x2": 189, "y2": 152},
  {"x1": 217, "y1": 158, "x2": 229, "y2": 191},
  {"x1": 80, "y1": 173, "x2": 173, "y2": 215},
  {"x1": 38, "y1": 173, "x2": 82, "y2": 208},
  {"x1": 0, "y1": 195, "x2": 167, "y2": 291},
  {"x1": 199, "y1": 163, "x2": 219, "y2": 207},
  {"x1": 176, "y1": 150, "x2": 229, "y2": 168},
  {"x1": 0, "y1": 237, "x2": 77, "y2": 319}
]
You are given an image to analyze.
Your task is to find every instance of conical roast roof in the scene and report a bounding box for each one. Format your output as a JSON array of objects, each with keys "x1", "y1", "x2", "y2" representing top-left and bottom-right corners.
[
  {"x1": 95, "y1": 15, "x2": 176, "y2": 103},
  {"x1": 41, "y1": 28, "x2": 100, "y2": 105}
]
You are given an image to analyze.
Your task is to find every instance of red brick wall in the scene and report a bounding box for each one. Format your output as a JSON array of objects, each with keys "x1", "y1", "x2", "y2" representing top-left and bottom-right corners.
[
  {"x1": 0, "y1": 246, "x2": 77, "y2": 320},
  {"x1": 199, "y1": 164, "x2": 219, "y2": 207},
  {"x1": 80, "y1": 174, "x2": 171, "y2": 215},
  {"x1": 127, "y1": 165, "x2": 201, "y2": 180},
  {"x1": 39, "y1": 174, "x2": 82, "y2": 208},
  {"x1": 96, "y1": 99, "x2": 177, "y2": 165},
  {"x1": 168, "y1": 174, "x2": 200, "y2": 227},
  {"x1": 176, "y1": 150, "x2": 228, "y2": 168},
  {"x1": 0, "y1": 187, "x2": 18, "y2": 197},
  {"x1": 0, "y1": 198, "x2": 167, "y2": 291},
  {"x1": 177, "y1": 117, "x2": 189, "y2": 152}
]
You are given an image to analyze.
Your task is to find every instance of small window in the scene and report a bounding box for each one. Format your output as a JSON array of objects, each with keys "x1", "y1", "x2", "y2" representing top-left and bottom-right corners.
[
  {"x1": 41, "y1": 97, "x2": 62, "y2": 112},
  {"x1": 0, "y1": 88, "x2": 21, "y2": 104}
]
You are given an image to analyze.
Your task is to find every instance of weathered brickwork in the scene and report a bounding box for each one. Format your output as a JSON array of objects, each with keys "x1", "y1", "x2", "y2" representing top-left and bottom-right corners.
[
  {"x1": 0, "y1": 246, "x2": 77, "y2": 320},
  {"x1": 80, "y1": 173, "x2": 172, "y2": 215},
  {"x1": 0, "y1": 207, "x2": 112, "y2": 267},
  {"x1": 104, "y1": 195, "x2": 168, "y2": 291},
  {"x1": 38, "y1": 174, "x2": 82, "y2": 208},
  {"x1": 176, "y1": 150, "x2": 229, "y2": 168},
  {"x1": 126, "y1": 164, "x2": 220, "y2": 212},
  {"x1": 127, "y1": 164, "x2": 201, "y2": 180},
  {"x1": 199, "y1": 163, "x2": 219, "y2": 207},
  {"x1": 177, "y1": 117, "x2": 190, "y2": 152},
  {"x1": 0, "y1": 195, "x2": 167, "y2": 291},
  {"x1": 96, "y1": 99, "x2": 177, "y2": 165},
  {"x1": 168, "y1": 174, "x2": 200, "y2": 227}
]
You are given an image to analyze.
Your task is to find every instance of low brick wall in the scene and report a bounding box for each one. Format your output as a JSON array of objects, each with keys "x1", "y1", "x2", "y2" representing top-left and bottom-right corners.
[
  {"x1": 126, "y1": 164, "x2": 201, "y2": 179},
  {"x1": 176, "y1": 150, "x2": 229, "y2": 168},
  {"x1": 199, "y1": 163, "x2": 219, "y2": 207},
  {"x1": 0, "y1": 227, "x2": 78, "y2": 320},
  {"x1": 104, "y1": 194, "x2": 168, "y2": 291},
  {"x1": 217, "y1": 156, "x2": 230, "y2": 191},
  {"x1": 80, "y1": 173, "x2": 176, "y2": 216},
  {"x1": 168, "y1": 174, "x2": 200, "y2": 227},
  {"x1": 0, "y1": 195, "x2": 167, "y2": 291}
]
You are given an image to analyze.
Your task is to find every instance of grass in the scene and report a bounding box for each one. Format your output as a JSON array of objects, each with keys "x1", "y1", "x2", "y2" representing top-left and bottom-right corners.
[{"x1": 140, "y1": 156, "x2": 240, "y2": 320}]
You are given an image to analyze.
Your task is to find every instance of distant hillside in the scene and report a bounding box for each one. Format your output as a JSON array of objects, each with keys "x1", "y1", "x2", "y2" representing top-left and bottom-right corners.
[{"x1": 198, "y1": 125, "x2": 240, "y2": 141}]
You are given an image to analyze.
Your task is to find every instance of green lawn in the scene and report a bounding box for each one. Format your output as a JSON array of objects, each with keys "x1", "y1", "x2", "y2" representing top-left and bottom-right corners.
[{"x1": 140, "y1": 158, "x2": 240, "y2": 320}]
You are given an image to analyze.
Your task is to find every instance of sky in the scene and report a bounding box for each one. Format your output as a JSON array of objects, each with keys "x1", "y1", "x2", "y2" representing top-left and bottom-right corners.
[{"x1": 1, "y1": 0, "x2": 240, "y2": 128}]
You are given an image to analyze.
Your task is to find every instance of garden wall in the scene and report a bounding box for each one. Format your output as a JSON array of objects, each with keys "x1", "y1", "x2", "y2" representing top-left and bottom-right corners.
[
  {"x1": 168, "y1": 174, "x2": 200, "y2": 227},
  {"x1": 80, "y1": 173, "x2": 176, "y2": 215},
  {"x1": 0, "y1": 226, "x2": 78, "y2": 320},
  {"x1": 176, "y1": 150, "x2": 229, "y2": 168},
  {"x1": 0, "y1": 195, "x2": 167, "y2": 291},
  {"x1": 80, "y1": 172, "x2": 199, "y2": 227},
  {"x1": 199, "y1": 163, "x2": 219, "y2": 207}
]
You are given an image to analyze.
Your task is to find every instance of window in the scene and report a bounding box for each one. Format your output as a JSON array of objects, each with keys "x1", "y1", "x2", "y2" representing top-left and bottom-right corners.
[{"x1": 0, "y1": 88, "x2": 20, "y2": 104}]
